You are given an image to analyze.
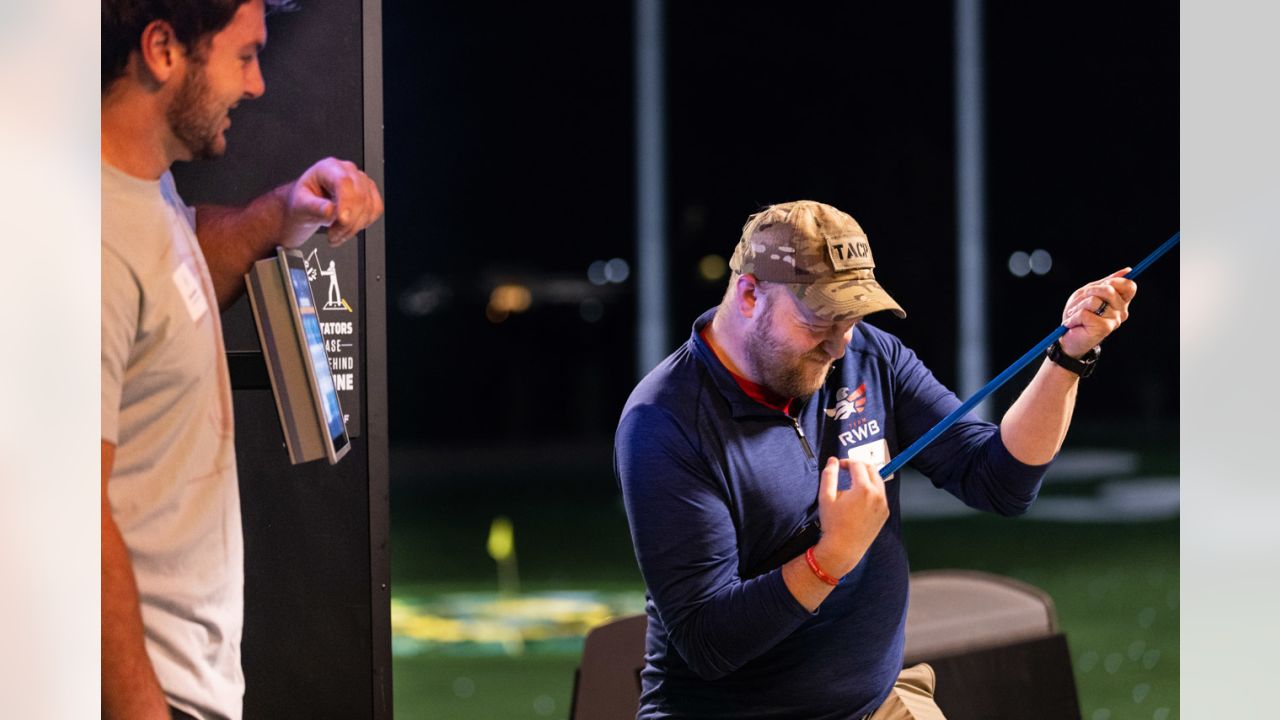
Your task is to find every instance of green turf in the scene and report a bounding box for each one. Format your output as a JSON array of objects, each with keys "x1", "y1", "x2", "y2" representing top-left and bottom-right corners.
[
  {"x1": 394, "y1": 653, "x2": 579, "y2": 720},
  {"x1": 391, "y1": 495, "x2": 1178, "y2": 719}
]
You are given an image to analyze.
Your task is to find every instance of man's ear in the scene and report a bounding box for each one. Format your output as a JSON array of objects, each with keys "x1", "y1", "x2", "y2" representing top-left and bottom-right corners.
[
  {"x1": 736, "y1": 274, "x2": 761, "y2": 319},
  {"x1": 137, "y1": 19, "x2": 185, "y2": 85}
]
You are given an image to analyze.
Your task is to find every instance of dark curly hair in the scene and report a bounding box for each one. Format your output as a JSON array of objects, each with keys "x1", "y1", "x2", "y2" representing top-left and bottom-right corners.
[{"x1": 102, "y1": 0, "x2": 296, "y2": 93}]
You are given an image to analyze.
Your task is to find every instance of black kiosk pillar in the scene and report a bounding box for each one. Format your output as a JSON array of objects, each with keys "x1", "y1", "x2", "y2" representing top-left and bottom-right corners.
[{"x1": 171, "y1": 1, "x2": 390, "y2": 718}]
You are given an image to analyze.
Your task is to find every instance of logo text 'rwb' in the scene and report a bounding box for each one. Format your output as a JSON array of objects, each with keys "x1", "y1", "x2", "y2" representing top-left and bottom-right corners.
[{"x1": 838, "y1": 419, "x2": 881, "y2": 447}]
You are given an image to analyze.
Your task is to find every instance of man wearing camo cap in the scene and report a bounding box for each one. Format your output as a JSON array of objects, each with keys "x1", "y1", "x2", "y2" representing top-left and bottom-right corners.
[{"x1": 615, "y1": 200, "x2": 1137, "y2": 718}]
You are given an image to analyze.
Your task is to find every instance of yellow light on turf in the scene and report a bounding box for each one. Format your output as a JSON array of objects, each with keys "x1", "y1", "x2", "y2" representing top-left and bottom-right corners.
[{"x1": 487, "y1": 516, "x2": 515, "y2": 561}]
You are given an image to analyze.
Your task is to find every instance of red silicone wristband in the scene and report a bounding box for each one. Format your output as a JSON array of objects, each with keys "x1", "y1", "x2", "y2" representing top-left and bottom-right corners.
[{"x1": 805, "y1": 545, "x2": 840, "y2": 586}]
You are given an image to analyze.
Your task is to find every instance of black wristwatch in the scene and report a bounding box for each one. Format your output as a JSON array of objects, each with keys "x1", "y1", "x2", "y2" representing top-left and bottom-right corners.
[{"x1": 1046, "y1": 340, "x2": 1100, "y2": 378}]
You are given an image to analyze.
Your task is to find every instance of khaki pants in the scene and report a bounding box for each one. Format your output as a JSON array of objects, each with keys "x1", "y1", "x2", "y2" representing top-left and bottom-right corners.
[{"x1": 867, "y1": 663, "x2": 947, "y2": 720}]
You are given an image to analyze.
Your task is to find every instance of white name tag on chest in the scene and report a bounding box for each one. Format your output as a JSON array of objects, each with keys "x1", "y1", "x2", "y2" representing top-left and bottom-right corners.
[
  {"x1": 847, "y1": 439, "x2": 896, "y2": 481},
  {"x1": 172, "y1": 262, "x2": 210, "y2": 323}
]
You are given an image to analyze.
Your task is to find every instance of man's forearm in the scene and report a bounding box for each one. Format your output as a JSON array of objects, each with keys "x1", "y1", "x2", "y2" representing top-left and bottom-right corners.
[
  {"x1": 999, "y1": 358, "x2": 1080, "y2": 465},
  {"x1": 196, "y1": 184, "x2": 292, "y2": 311},
  {"x1": 998, "y1": 268, "x2": 1136, "y2": 465},
  {"x1": 103, "y1": 506, "x2": 169, "y2": 720},
  {"x1": 192, "y1": 157, "x2": 384, "y2": 310}
]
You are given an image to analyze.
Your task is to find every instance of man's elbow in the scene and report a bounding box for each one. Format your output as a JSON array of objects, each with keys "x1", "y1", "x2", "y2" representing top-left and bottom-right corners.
[
  {"x1": 990, "y1": 491, "x2": 1038, "y2": 517},
  {"x1": 667, "y1": 623, "x2": 737, "y2": 681}
]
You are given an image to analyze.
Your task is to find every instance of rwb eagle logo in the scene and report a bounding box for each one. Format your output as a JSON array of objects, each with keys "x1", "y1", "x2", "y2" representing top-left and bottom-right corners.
[{"x1": 825, "y1": 384, "x2": 867, "y2": 420}]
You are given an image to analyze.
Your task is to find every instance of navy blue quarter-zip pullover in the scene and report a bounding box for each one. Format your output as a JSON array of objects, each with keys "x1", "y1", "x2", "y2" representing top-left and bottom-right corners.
[{"x1": 615, "y1": 308, "x2": 1050, "y2": 719}]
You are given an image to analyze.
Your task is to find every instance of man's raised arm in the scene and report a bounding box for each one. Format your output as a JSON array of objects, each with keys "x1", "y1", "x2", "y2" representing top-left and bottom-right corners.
[
  {"x1": 1001, "y1": 268, "x2": 1138, "y2": 464},
  {"x1": 195, "y1": 157, "x2": 384, "y2": 310}
]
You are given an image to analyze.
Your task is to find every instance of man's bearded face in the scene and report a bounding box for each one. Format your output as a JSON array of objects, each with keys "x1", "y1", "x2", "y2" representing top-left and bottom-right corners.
[
  {"x1": 167, "y1": 55, "x2": 230, "y2": 160},
  {"x1": 744, "y1": 289, "x2": 853, "y2": 399}
]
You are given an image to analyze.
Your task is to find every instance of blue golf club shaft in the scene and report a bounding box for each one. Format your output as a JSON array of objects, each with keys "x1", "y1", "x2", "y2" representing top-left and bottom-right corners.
[{"x1": 877, "y1": 230, "x2": 1180, "y2": 480}]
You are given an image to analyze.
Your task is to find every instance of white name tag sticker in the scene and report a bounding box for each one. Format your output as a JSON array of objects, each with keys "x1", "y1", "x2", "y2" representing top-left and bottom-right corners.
[
  {"x1": 172, "y1": 262, "x2": 209, "y2": 323},
  {"x1": 847, "y1": 439, "x2": 895, "y2": 482}
]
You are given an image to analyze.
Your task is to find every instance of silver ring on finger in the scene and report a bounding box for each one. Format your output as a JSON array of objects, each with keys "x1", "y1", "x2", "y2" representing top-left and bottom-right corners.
[{"x1": 1094, "y1": 299, "x2": 1109, "y2": 316}]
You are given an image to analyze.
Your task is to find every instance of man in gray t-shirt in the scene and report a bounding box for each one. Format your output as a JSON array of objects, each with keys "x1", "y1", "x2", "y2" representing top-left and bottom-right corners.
[{"x1": 101, "y1": 2, "x2": 384, "y2": 718}]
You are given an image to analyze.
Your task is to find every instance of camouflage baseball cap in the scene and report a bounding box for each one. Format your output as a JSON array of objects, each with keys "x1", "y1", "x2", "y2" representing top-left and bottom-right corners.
[{"x1": 729, "y1": 200, "x2": 906, "y2": 321}]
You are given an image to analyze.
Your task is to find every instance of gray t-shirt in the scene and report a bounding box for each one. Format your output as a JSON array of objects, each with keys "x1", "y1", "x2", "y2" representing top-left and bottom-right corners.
[{"x1": 101, "y1": 162, "x2": 244, "y2": 720}]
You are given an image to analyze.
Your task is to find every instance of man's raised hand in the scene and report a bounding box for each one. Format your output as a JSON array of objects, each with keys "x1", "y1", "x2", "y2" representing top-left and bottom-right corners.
[
  {"x1": 813, "y1": 457, "x2": 889, "y2": 578},
  {"x1": 281, "y1": 157, "x2": 384, "y2": 248}
]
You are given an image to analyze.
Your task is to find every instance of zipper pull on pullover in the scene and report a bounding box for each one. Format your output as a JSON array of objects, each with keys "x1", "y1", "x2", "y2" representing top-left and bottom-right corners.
[{"x1": 791, "y1": 417, "x2": 815, "y2": 460}]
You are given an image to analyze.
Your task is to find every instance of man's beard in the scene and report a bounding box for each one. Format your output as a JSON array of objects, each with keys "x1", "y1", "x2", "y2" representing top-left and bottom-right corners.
[
  {"x1": 166, "y1": 60, "x2": 227, "y2": 160},
  {"x1": 744, "y1": 302, "x2": 835, "y2": 399}
]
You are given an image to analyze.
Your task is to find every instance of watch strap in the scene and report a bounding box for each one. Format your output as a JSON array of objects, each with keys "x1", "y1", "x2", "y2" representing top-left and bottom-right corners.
[{"x1": 1046, "y1": 340, "x2": 1100, "y2": 378}]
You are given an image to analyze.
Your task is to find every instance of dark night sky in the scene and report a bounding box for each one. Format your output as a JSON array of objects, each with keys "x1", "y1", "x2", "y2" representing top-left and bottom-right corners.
[{"x1": 381, "y1": 2, "x2": 1178, "y2": 454}]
